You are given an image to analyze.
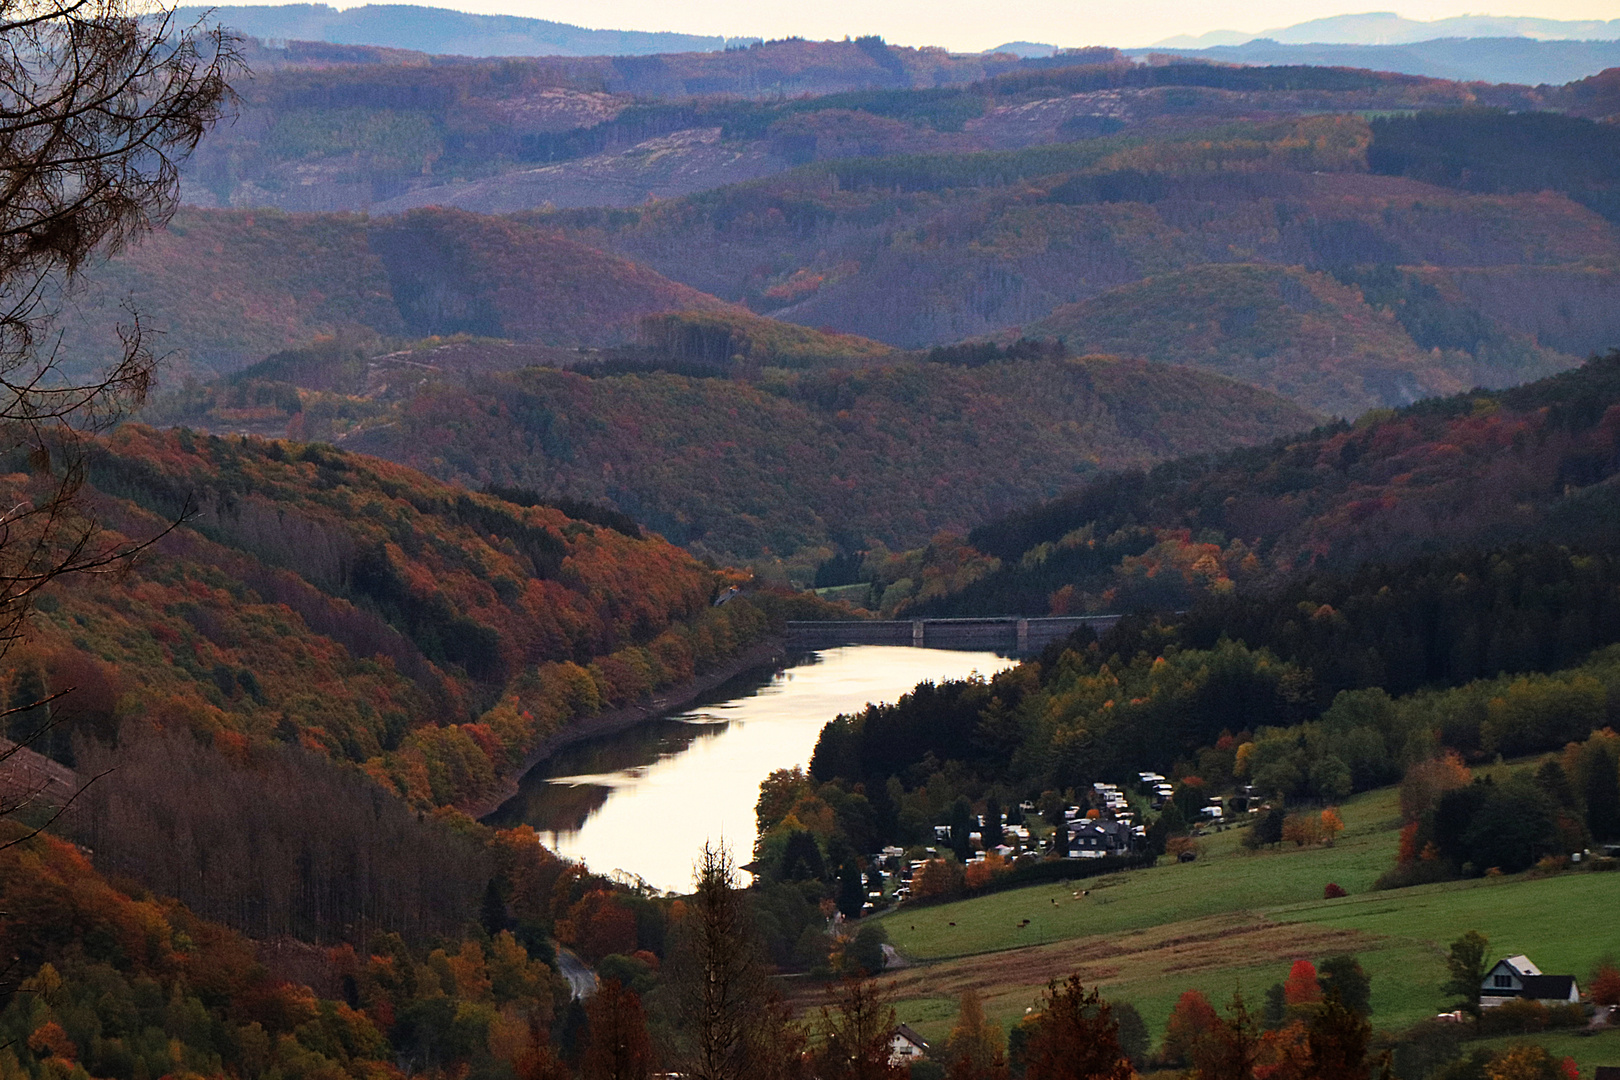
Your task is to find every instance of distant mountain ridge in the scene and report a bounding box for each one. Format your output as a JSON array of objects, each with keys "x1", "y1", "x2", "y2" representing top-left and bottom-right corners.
[
  {"x1": 1155, "y1": 12, "x2": 1620, "y2": 48},
  {"x1": 182, "y1": 5, "x2": 1620, "y2": 62},
  {"x1": 1137, "y1": 38, "x2": 1620, "y2": 86},
  {"x1": 175, "y1": 3, "x2": 749, "y2": 57}
]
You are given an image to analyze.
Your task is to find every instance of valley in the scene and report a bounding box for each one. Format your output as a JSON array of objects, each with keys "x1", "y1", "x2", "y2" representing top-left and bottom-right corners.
[{"x1": 3, "y1": 11, "x2": 1620, "y2": 1080}]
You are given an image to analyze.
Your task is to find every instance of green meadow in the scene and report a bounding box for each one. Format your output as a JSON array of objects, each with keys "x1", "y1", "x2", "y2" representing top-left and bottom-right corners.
[{"x1": 871, "y1": 783, "x2": 1620, "y2": 1071}]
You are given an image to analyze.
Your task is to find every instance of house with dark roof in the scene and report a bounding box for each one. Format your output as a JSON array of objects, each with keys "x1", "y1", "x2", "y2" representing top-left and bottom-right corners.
[
  {"x1": 889, "y1": 1024, "x2": 929, "y2": 1066},
  {"x1": 1481, "y1": 955, "x2": 1580, "y2": 1008},
  {"x1": 1064, "y1": 819, "x2": 1131, "y2": 859}
]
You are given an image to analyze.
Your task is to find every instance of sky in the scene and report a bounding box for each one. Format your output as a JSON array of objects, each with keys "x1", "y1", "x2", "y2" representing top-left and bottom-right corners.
[{"x1": 387, "y1": 1, "x2": 1620, "y2": 51}]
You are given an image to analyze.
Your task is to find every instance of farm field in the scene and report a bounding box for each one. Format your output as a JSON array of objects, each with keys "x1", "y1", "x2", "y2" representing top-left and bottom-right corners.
[{"x1": 872, "y1": 784, "x2": 1620, "y2": 1066}]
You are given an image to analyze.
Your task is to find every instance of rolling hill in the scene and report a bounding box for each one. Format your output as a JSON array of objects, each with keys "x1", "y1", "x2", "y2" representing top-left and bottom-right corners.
[
  {"x1": 148, "y1": 347, "x2": 1317, "y2": 577},
  {"x1": 893, "y1": 350, "x2": 1620, "y2": 618},
  {"x1": 11, "y1": 424, "x2": 776, "y2": 812},
  {"x1": 1157, "y1": 12, "x2": 1620, "y2": 47},
  {"x1": 871, "y1": 784, "x2": 1620, "y2": 1060},
  {"x1": 58, "y1": 207, "x2": 739, "y2": 380},
  {"x1": 1022, "y1": 264, "x2": 1570, "y2": 417},
  {"x1": 138, "y1": 76, "x2": 1620, "y2": 423},
  {"x1": 1143, "y1": 38, "x2": 1620, "y2": 87},
  {"x1": 548, "y1": 115, "x2": 1615, "y2": 409},
  {"x1": 180, "y1": 53, "x2": 1529, "y2": 214}
]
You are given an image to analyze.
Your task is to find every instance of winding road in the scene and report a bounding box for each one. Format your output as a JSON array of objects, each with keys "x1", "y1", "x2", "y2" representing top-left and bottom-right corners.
[{"x1": 555, "y1": 945, "x2": 598, "y2": 1000}]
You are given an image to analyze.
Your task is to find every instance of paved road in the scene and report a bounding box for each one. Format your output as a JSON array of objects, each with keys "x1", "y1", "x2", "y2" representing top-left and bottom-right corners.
[{"x1": 555, "y1": 945, "x2": 598, "y2": 1001}]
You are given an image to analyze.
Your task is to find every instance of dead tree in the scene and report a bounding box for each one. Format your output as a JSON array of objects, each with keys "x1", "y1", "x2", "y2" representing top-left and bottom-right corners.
[{"x1": 668, "y1": 841, "x2": 774, "y2": 1080}]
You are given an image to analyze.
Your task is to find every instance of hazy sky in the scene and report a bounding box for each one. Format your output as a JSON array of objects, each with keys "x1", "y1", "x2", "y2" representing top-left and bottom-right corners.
[{"x1": 418, "y1": 1, "x2": 1620, "y2": 50}]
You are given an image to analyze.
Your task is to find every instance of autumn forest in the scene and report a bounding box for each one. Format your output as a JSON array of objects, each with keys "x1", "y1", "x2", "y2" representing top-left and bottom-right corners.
[{"x1": 4, "y1": 9, "x2": 1620, "y2": 1080}]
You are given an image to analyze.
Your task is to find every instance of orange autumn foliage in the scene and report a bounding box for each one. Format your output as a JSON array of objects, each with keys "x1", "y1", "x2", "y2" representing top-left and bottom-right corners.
[
  {"x1": 1591, "y1": 963, "x2": 1620, "y2": 1007},
  {"x1": 912, "y1": 858, "x2": 966, "y2": 901},
  {"x1": 558, "y1": 890, "x2": 638, "y2": 964},
  {"x1": 27, "y1": 1022, "x2": 76, "y2": 1062},
  {"x1": 964, "y1": 853, "x2": 1010, "y2": 890},
  {"x1": 10, "y1": 425, "x2": 779, "y2": 814},
  {"x1": 1162, "y1": 989, "x2": 1221, "y2": 1066},
  {"x1": 1400, "y1": 753, "x2": 1473, "y2": 823},
  {"x1": 1283, "y1": 961, "x2": 1322, "y2": 1006}
]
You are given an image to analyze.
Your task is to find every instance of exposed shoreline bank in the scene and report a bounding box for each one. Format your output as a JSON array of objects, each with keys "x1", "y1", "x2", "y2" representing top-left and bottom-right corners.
[{"x1": 466, "y1": 636, "x2": 789, "y2": 821}]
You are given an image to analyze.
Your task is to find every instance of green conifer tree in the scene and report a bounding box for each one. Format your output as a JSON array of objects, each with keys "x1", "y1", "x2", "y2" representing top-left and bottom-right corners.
[{"x1": 837, "y1": 860, "x2": 865, "y2": 920}]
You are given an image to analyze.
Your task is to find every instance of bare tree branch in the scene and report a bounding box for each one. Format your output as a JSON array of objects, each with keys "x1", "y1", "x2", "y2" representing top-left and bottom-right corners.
[{"x1": 0, "y1": 0, "x2": 239, "y2": 843}]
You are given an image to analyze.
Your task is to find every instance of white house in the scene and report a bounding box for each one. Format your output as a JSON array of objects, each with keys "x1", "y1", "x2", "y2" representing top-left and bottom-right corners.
[
  {"x1": 1481, "y1": 955, "x2": 1580, "y2": 1008},
  {"x1": 889, "y1": 1024, "x2": 929, "y2": 1066}
]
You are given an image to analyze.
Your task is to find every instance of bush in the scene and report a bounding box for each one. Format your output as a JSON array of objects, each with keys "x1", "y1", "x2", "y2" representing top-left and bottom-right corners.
[
  {"x1": 992, "y1": 853, "x2": 1155, "y2": 893},
  {"x1": 1548, "y1": 1003, "x2": 1586, "y2": 1029},
  {"x1": 1391, "y1": 1018, "x2": 1463, "y2": 1080},
  {"x1": 595, "y1": 953, "x2": 656, "y2": 995},
  {"x1": 1244, "y1": 807, "x2": 1286, "y2": 848},
  {"x1": 849, "y1": 922, "x2": 889, "y2": 976},
  {"x1": 1167, "y1": 836, "x2": 1202, "y2": 860},
  {"x1": 1324, "y1": 882, "x2": 1347, "y2": 898},
  {"x1": 1478, "y1": 1000, "x2": 1549, "y2": 1035},
  {"x1": 1591, "y1": 962, "x2": 1620, "y2": 1007},
  {"x1": 1373, "y1": 858, "x2": 1456, "y2": 891},
  {"x1": 1283, "y1": 812, "x2": 1324, "y2": 846}
]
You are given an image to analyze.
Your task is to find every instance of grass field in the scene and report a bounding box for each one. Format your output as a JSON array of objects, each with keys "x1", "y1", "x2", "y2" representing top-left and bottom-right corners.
[
  {"x1": 882, "y1": 786, "x2": 1402, "y2": 962},
  {"x1": 1469, "y1": 1029, "x2": 1620, "y2": 1075},
  {"x1": 864, "y1": 784, "x2": 1620, "y2": 1073}
]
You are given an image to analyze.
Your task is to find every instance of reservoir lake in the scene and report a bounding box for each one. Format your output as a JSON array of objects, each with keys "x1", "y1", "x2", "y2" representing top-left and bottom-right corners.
[{"x1": 488, "y1": 645, "x2": 1018, "y2": 893}]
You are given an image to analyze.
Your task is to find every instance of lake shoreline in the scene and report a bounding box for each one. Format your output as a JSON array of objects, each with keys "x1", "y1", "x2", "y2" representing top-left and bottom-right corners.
[{"x1": 467, "y1": 636, "x2": 789, "y2": 822}]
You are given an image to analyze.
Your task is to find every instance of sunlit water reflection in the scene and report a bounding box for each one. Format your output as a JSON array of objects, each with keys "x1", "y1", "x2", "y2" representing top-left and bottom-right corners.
[{"x1": 488, "y1": 645, "x2": 1018, "y2": 893}]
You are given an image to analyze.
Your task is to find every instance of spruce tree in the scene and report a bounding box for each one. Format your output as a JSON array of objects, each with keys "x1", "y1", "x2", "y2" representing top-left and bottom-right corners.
[
  {"x1": 1317, "y1": 954, "x2": 1372, "y2": 1017},
  {"x1": 781, "y1": 830, "x2": 826, "y2": 881},
  {"x1": 1262, "y1": 984, "x2": 1287, "y2": 1030},
  {"x1": 5, "y1": 661, "x2": 48, "y2": 745},
  {"x1": 1581, "y1": 742, "x2": 1620, "y2": 842},
  {"x1": 1533, "y1": 759, "x2": 1579, "y2": 811},
  {"x1": 1441, "y1": 931, "x2": 1489, "y2": 1017},
  {"x1": 950, "y1": 796, "x2": 974, "y2": 862},
  {"x1": 479, "y1": 878, "x2": 508, "y2": 936},
  {"x1": 837, "y1": 860, "x2": 865, "y2": 920}
]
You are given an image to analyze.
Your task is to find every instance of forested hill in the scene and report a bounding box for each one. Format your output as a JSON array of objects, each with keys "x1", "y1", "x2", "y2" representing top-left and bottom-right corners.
[
  {"x1": 57, "y1": 207, "x2": 743, "y2": 381},
  {"x1": 262, "y1": 352, "x2": 1313, "y2": 578},
  {"x1": 1021, "y1": 264, "x2": 1571, "y2": 418},
  {"x1": 9, "y1": 424, "x2": 777, "y2": 811},
  {"x1": 90, "y1": 108, "x2": 1620, "y2": 419},
  {"x1": 888, "y1": 350, "x2": 1620, "y2": 617},
  {"x1": 548, "y1": 111, "x2": 1620, "y2": 412},
  {"x1": 181, "y1": 51, "x2": 1527, "y2": 216}
]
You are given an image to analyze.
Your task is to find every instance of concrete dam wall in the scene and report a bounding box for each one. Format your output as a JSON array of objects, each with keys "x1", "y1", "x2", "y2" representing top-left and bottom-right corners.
[{"x1": 784, "y1": 615, "x2": 1120, "y2": 655}]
